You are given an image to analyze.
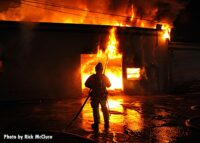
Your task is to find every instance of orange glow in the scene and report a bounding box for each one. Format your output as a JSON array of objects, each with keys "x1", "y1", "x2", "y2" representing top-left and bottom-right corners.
[
  {"x1": 107, "y1": 99, "x2": 123, "y2": 112},
  {"x1": 104, "y1": 27, "x2": 122, "y2": 90},
  {"x1": 107, "y1": 98, "x2": 124, "y2": 126},
  {"x1": 81, "y1": 98, "x2": 124, "y2": 127},
  {"x1": 97, "y1": 45, "x2": 103, "y2": 58},
  {"x1": 0, "y1": 0, "x2": 172, "y2": 30},
  {"x1": 130, "y1": 4, "x2": 135, "y2": 22},
  {"x1": 0, "y1": 0, "x2": 129, "y2": 27},
  {"x1": 162, "y1": 24, "x2": 171, "y2": 40},
  {"x1": 126, "y1": 108, "x2": 144, "y2": 131},
  {"x1": 141, "y1": 22, "x2": 145, "y2": 27},
  {"x1": 81, "y1": 27, "x2": 123, "y2": 91},
  {"x1": 105, "y1": 27, "x2": 121, "y2": 59},
  {"x1": 126, "y1": 68, "x2": 141, "y2": 80},
  {"x1": 81, "y1": 96, "x2": 144, "y2": 132}
]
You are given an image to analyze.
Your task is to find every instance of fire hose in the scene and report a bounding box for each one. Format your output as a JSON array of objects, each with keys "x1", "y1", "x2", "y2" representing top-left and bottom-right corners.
[
  {"x1": 64, "y1": 53, "x2": 110, "y2": 131},
  {"x1": 64, "y1": 89, "x2": 91, "y2": 130}
]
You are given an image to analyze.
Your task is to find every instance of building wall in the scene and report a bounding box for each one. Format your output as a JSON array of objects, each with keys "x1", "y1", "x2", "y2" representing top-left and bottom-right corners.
[
  {"x1": 168, "y1": 42, "x2": 200, "y2": 92},
  {"x1": 0, "y1": 21, "x2": 111, "y2": 100},
  {"x1": 0, "y1": 21, "x2": 169, "y2": 100},
  {"x1": 120, "y1": 29, "x2": 169, "y2": 94}
]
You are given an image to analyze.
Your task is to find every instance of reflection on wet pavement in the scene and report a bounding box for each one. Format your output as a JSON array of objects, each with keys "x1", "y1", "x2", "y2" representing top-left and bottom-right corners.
[
  {"x1": 153, "y1": 127, "x2": 184, "y2": 143},
  {"x1": 81, "y1": 96, "x2": 144, "y2": 132},
  {"x1": 78, "y1": 95, "x2": 148, "y2": 142},
  {"x1": 77, "y1": 95, "x2": 186, "y2": 143},
  {"x1": 1, "y1": 93, "x2": 200, "y2": 142}
]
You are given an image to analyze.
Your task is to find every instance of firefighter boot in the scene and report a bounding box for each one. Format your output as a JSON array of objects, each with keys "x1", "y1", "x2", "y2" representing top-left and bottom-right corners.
[
  {"x1": 104, "y1": 123, "x2": 109, "y2": 133},
  {"x1": 91, "y1": 123, "x2": 99, "y2": 134}
]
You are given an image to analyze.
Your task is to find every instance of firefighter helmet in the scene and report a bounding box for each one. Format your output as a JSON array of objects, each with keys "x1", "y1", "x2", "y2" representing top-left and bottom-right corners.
[{"x1": 95, "y1": 62, "x2": 103, "y2": 72}]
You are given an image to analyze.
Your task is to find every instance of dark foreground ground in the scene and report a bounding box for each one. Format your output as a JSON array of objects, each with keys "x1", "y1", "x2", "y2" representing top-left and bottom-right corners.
[{"x1": 0, "y1": 89, "x2": 200, "y2": 143}]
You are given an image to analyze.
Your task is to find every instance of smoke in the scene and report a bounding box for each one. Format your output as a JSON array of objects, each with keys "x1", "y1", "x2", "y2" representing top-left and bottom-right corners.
[
  {"x1": 0, "y1": 0, "x2": 190, "y2": 26},
  {"x1": 129, "y1": 0, "x2": 190, "y2": 24},
  {"x1": 0, "y1": 0, "x2": 21, "y2": 12}
]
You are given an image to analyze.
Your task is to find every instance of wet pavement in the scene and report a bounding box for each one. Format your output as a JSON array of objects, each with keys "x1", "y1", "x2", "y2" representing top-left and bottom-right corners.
[{"x1": 0, "y1": 91, "x2": 200, "y2": 143}]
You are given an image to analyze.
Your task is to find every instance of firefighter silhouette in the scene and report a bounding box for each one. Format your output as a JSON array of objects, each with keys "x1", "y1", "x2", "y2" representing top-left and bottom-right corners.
[{"x1": 85, "y1": 62, "x2": 111, "y2": 133}]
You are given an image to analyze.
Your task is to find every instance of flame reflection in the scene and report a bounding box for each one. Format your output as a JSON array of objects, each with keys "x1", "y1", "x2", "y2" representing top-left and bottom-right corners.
[
  {"x1": 125, "y1": 109, "x2": 144, "y2": 131},
  {"x1": 81, "y1": 96, "x2": 144, "y2": 132},
  {"x1": 153, "y1": 127, "x2": 183, "y2": 143}
]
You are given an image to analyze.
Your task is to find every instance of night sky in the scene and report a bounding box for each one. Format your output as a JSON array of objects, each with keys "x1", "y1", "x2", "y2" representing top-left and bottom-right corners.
[{"x1": 172, "y1": 0, "x2": 200, "y2": 43}]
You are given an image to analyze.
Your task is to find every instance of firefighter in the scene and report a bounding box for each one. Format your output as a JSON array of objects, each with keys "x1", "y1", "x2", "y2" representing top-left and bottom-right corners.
[{"x1": 85, "y1": 62, "x2": 111, "y2": 133}]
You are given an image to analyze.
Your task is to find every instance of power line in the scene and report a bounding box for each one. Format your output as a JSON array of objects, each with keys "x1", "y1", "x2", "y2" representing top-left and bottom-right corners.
[
  {"x1": 21, "y1": 0, "x2": 158, "y2": 23},
  {"x1": 22, "y1": 0, "x2": 129, "y2": 18},
  {"x1": 21, "y1": 2, "x2": 83, "y2": 17},
  {"x1": 20, "y1": 2, "x2": 127, "y2": 24}
]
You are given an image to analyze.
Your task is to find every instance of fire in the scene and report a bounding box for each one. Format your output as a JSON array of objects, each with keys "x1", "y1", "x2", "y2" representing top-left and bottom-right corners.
[
  {"x1": 126, "y1": 68, "x2": 141, "y2": 80},
  {"x1": 161, "y1": 24, "x2": 171, "y2": 40},
  {"x1": 100, "y1": 27, "x2": 122, "y2": 90},
  {"x1": 81, "y1": 27, "x2": 122, "y2": 91},
  {"x1": 130, "y1": 4, "x2": 135, "y2": 22},
  {"x1": 0, "y1": 0, "x2": 174, "y2": 30},
  {"x1": 106, "y1": 27, "x2": 120, "y2": 59},
  {"x1": 0, "y1": 0, "x2": 173, "y2": 41}
]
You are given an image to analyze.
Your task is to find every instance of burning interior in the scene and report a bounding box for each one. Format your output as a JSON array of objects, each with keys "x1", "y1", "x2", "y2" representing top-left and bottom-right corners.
[
  {"x1": 81, "y1": 27, "x2": 123, "y2": 92},
  {"x1": 0, "y1": 21, "x2": 170, "y2": 99},
  {"x1": 80, "y1": 25, "x2": 170, "y2": 95},
  {"x1": 81, "y1": 27, "x2": 146, "y2": 93}
]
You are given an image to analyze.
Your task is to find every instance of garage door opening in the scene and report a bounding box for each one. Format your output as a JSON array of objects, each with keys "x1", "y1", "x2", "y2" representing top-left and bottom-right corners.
[{"x1": 81, "y1": 27, "x2": 123, "y2": 94}]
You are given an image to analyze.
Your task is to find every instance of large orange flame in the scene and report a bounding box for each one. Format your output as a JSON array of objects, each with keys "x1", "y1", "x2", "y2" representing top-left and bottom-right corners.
[
  {"x1": 106, "y1": 27, "x2": 120, "y2": 59},
  {"x1": 99, "y1": 27, "x2": 122, "y2": 90},
  {"x1": 81, "y1": 27, "x2": 122, "y2": 91},
  {"x1": 0, "y1": 0, "x2": 171, "y2": 38}
]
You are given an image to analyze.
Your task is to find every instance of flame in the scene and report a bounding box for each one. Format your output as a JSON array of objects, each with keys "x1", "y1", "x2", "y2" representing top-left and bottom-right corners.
[
  {"x1": 81, "y1": 27, "x2": 122, "y2": 91},
  {"x1": 0, "y1": 0, "x2": 173, "y2": 30},
  {"x1": 162, "y1": 24, "x2": 171, "y2": 40},
  {"x1": 106, "y1": 27, "x2": 119, "y2": 59},
  {"x1": 126, "y1": 68, "x2": 141, "y2": 80},
  {"x1": 0, "y1": 1, "x2": 173, "y2": 41},
  {"x1": 97, "y1": 45, "x2": 103, "y2": 58},
  {"x1": 130, "y1": 4, "x2": 135, "y2": 22},
  {"x1": 101, "y1": 27, "x2": 122, "y2": 90}
]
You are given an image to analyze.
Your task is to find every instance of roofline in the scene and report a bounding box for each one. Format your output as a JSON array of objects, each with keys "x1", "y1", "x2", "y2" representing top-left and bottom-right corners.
[{"x1": 0, "y1": 20, "x2": 159, "y2": 35}]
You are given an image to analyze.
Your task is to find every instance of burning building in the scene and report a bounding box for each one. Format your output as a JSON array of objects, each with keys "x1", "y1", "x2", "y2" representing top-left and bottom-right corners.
[
  {"x1": 0, "y1": 0, "x2": 190, "y2": 99},
  {"x1": 0, "y1": 21, "x2": 170, "y2": 99}
]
